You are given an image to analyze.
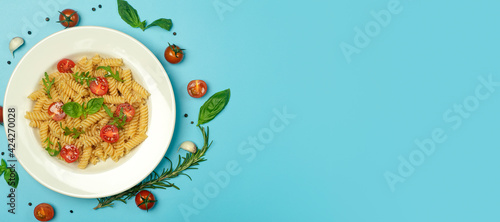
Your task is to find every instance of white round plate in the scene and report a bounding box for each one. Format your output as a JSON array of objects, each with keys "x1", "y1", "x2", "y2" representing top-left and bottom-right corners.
[{"x1": 3, "y1": 26, "x2": 176, "y2": 198}]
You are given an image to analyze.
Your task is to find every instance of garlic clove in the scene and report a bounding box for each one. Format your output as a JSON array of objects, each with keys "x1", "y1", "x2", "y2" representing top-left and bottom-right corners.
[
  {"x1": 178, "y1": 141, "x2": 197, "y2": 153},
  {"x1": 9, "y1": 37, "x2": 24, "y2": 58}
]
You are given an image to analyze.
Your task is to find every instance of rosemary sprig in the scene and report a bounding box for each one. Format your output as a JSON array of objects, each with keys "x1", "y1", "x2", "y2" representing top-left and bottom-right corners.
[
  {"x1": 42, "y1": 72, "x2": 55, "y2": 99},
  {"x1": 94, "y1": 126, "x2": 212, "y2": 210}
]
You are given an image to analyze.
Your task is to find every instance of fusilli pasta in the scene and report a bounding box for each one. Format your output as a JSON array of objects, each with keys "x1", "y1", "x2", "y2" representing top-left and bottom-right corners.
[{"x1": 26, "y1": 55, "x2": 150, "y2": 169}]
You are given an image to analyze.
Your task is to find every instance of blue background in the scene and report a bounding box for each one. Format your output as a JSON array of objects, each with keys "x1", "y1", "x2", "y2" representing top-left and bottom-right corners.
[{"x1": 1, "y1": 0, "x2": 500, "y2": 221}]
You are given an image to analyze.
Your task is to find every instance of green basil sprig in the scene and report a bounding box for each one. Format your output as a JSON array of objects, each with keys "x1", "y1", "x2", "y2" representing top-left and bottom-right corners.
[
  {"x1": 73, "y1": 71, "x2": 96, "y2": 86},
  {"x1": 0, "y1": 159, "x2": 19, "y2": 188},
  {"x1": 60, "y1": 123, "x2": 85, "y2": 139},
  {"x1": 44, "y1": 137, "x2": 61, "y2": 157},
  {"x1": 117, "y1": 0, "x2": 173, "y2": 31},
  {"x1": 97, "y1": 66, "x2": 123, "y2": 82},
  {"x1": 42, "y1": 72, "x2": 55, "y2": 99},
  {"x1": 197, "y1": 89, "x2": 231, "y2": 126},
  {"x1": 62, "y1": 98, "x2": 104, "y2": 118},
  {"x1": 103, "y1": 105, "x2": 127, "y2": 129}
]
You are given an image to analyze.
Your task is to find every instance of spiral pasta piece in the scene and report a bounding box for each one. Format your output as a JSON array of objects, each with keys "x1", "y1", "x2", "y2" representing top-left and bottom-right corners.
[
  {"x1": 138, "y1": 104, "x2": 149, "y2": 134},
  {"x1": 124, "y1": 133, "x2": 147, "y2": 154},
  {"x1": 103, "y1": 95, "x2": 125, "y2": 104},
  {"x1": 40, "y1": 121, "x2": 49, "y2": 145},
  {"x1": 91, "y1": 54, "x2": 102, "y2": 66},
  {"x1": 81, "y1": 109, "x2": 107, "y2": 129},
  {"x1": 29, "y1": 120, "x2": 45, "y2": 128},
  {"x1": 25, "y1": 111, "x2": 51, "y2": 121},
  {"x1": 99, "y1": 58, "x2": 123, "y2": 67},
  {"x1": 132, "y1": 81, "x2": 150, "y2": 99},
  {"x1": 102, "y1": 142, "x2": 115, "y2": 157},
  {"x1": 93, "y1": 145, "x2": 107, "y2": 161},
  {"x1": 78, "y1": 145, "x2": 92, "y2": 169},
  {"x1": 125, "y1": 112, "x2": 139, "y2": 139},
  {"x1": 28, "y1": 89, "x2": 46, "y2": 101}
]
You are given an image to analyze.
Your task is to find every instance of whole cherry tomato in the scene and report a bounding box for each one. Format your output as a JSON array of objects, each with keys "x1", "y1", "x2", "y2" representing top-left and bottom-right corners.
[
  {"x1": 58, "y1": 9, "x2": 79, "y2": 28},
  {"x1": 164, "y1": 43, "x2": 184, "y2": 64},
  {"x1": 135, "y1": 190, "x2": 156, "y2": 211}
]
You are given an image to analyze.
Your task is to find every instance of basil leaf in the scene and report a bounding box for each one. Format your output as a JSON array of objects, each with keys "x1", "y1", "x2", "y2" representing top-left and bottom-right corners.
[
  {"x1": 117, "y1": 0, "x2": 144, "y2": 28},
  {"x1": 4, "y1": 168, "x2": 19, "y2": 189},
  {"x1": 145, "y1": 18, "x2": 173, "y2": 31},
  {"x1": 46, "y1": 142, "x2": 61, "y2": 157},
  {"x1": 197, "y1": 89, "x2": 231, "y2": 126},
  {"x1": 0, "y1": 159, "x2": 6, "y2": 176},
  {"x1": 86, "y1": 98, "x2": 104, "y2": 115},
  {"x1": 62, "y1": 102, "x2": 83, "y2": 118}
]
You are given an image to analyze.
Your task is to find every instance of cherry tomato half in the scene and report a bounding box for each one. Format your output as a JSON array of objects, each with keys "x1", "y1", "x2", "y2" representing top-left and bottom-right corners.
[
  {"x1": 60, "y1": 145, "x2": 79, "y2": 163},
  {"x1": 135, "y1": 190, "x2": 156, "y2": 211},
  {"x1": 187, "y1": 80, "x2": 207, "y2": 98},
  {"x1": 57, "y1": 59, "x2": 75, "y2": 73},
  {"x1": 58, "y1": 9, "x2": 79, "y2": 28},
  {"x1": 47, "y1": 102, "x2": 66, "y2": 121},
  {"x1": 89, "y1": 77, "x2": 109, "y2": 96},
  {"x1": 164, "y1": 43, "x2": 184, "y2": 64},
  {"x1": 100, "y1": 125, "x2": 119, "y2": 143},
  {"x1": 0, "y1": 106, "x2": 3, "y2": 125},
  {"x1": 34, "y1": 203, "x2": 54, "y2": 221},
  {"x1": 115, "y1": 103, "x2": 135, "y2": 122}
]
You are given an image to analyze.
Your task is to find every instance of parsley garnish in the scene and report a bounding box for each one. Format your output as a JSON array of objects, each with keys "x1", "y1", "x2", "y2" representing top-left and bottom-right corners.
[{"x1": 42, "y1": 72, "x2": 55, "y2": 99}]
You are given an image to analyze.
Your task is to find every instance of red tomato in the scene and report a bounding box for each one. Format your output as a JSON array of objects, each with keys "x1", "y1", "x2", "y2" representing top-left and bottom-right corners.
[
  {"x1": 114, "y1": 103, "x2": 135, "y2": 122},
  {"x1": 34, "y1": 203, "x2": 54, "y2": 221},
  {"x1": 58, "y1": 9, "x2": 79, "y2": 28},
  {"x1": 135, "y1": 190, "x2": 156, "y2": 211},
  {"x1": 60, "y1": 145, "x2": 79, "y2": 163},
  {"x1": 57, "y1": 59, "x2": 75, "y2": 73},
  {"x1": 100, "y1": 125, "x2": 119, "y2": 143},
  {"x1": 0, "y1": 106, "x2": 3, "y2": 125},
  {"x1": 164, "y1": 43, "x2": 184, "y2": 64},
  {"x1": 187, "y1": 80, "x2": 207, "y2": 98},
  {"x1": 47, "y1": 102, "x2": 66, "y2": 121},
  {"x1": 89, "y1": 77, "x2": 109, "y2": 96}
]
